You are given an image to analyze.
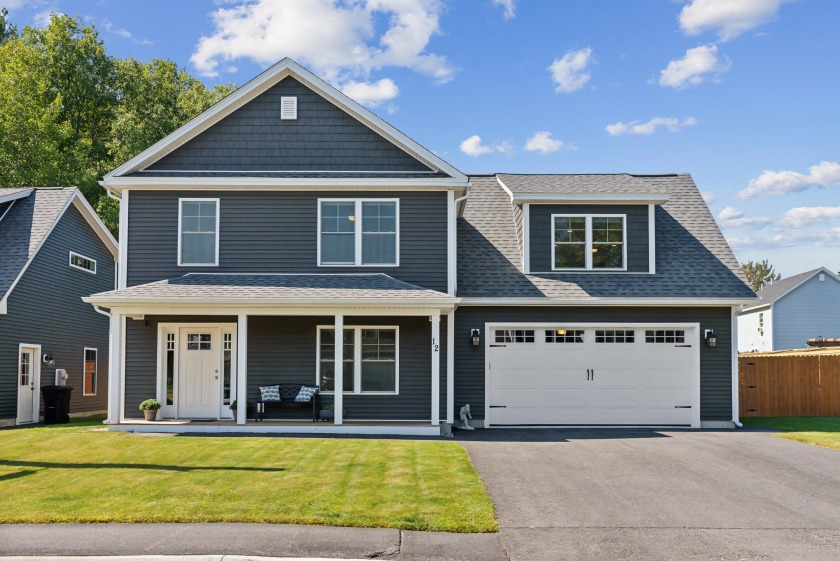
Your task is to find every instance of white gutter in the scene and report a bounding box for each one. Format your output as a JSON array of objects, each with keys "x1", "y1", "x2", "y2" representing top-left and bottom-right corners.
[
  {"x1": 92, "y1": 305, "x2": 112, "y2": 318},
  {"x1": 732, "y1": 304, "x2": 743, "y2": 427},
  {"x1": 458, "y1": 297, "x2": 759, "y2": 307},
  {"x1": 83, "y1": 296, "x2": 459, "y2": 308}
]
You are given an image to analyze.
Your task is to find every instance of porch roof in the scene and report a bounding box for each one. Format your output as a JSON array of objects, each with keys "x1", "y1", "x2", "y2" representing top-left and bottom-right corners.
[{"x1": 84, "y1": 273, "x2": 456, "y2": 308}]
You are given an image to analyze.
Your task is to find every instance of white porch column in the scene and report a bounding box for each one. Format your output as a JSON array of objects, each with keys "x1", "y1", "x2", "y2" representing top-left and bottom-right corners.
[
  {"x1": 107, "y1": 312, "x2": 123, "y2": 424},
  {"x1": 334, "y1": 314, "x2": 344, "y2": 425},
  {"x1": 236, "y1": 314, "x2": 248, "y2": 425},
  {"x1": 431, "y1": 312, "x2": 441, "y2": 426},
  {"x1": 446, "y1": 310, "x2": 455, "y2": 424}
]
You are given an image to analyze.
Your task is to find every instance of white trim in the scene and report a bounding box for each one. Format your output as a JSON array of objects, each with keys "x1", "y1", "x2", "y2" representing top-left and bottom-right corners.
[
  {"x1": 107, "y1": 313, "x2": 122, "y2": 424},
  {"x1": 104, "y1": 177, "x2": 469, "y2": 191},
  {"x1": 136, "y1": 169, "x2": 443, "y2": 175},
  {"x1": 648, "y1": 203, "x2": 656, "y2": 275},
  {"x1": 431, "y1": 312, "x2": 440, "y2": 426},
  {"x1": 236, "y1": 315, "x2": 248, "y2": 425},
  {"x1": 69, "y1": 251, "x2": 97, "y2": 275},
  {"x1": 333, "y1": 315, "x2": 343, "y2": 425},
  {"x1": 483, "y1": 322, "x2": 701, "y2": 429},
  {"x1": 103, "y1": 59, "x2": 468, "y2": 185},
  {"x1": 177, "y1": 198, "x2": 220, "y2": 267},
  {"x1": 0, "y1": 188, "x2": 32, "y2": 204},
  {"x1": 459, "y1": 297, "x2": 757, "y2": 306},
  {"x1": 119, "y1": 315, "x2": 127, "y2": 423},
  {"x1": 316, "y1": 325, "x2": 400, "y2": 396},
  {"x1": 447, "y1": 190, "x2": 456, "y2": 295},
  {"x1": 550, "y1": 214, "x2": 627, "y2": 272},
  {"x1": 0, "y1": 189, "x2": 117, "y2": 314},
  {"x1": 16, "y1": 343, "x2": 41, "y2": 424},
  {"x1": 82, "y1": 347, "x2": 98, "y2": 396},
  {"x1": 446, "y1": 310, "x2": 455, "y2": 424},
  {"x1": 522, "y1": 203, "x2": 530, "y2": 273},
  {"x1": 317, "y1": 198, "x2": 400, "y2": 267},
  {"x1": 731, "y1": 306, "x2": 740, "y2": 426},
  {"x1": 86, "y1": 305, "x2": 455, "y2": 317},
  {"x1": 118, "y1": 190, "x2": 128, "y2": 289},
  {"x1": 510, "y1": 193, "x2": 671, "y2": 205}
]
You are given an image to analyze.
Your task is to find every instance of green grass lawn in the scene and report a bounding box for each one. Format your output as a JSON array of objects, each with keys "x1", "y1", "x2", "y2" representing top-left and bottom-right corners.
[
  {"x1": 741, "y1": 416, "x2": 840, "y2": 452},
  {"x1": 0, "y1": 417, "x2": 497, "y2": 532}
]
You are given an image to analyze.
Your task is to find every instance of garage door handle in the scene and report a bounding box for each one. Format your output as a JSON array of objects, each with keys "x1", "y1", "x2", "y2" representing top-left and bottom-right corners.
[
  {"x1": 674, "y1": 406, "x2": 692, "y2": 408},
  {"x1": 489, "y1": 405, "x2": 507, "y2": 408},
  {"x1": 675, "y1": 344, "x2": 692, "y2": 348},
  {"x1": 489, "y1": 344, "x2": 507, "y2": 348}
]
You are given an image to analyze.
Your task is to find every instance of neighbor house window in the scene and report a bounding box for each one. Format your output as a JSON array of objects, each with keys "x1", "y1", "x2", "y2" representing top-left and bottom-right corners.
[
  {"x1": 178, "y1": 199, "x2": 219, "y2": 266},
  {"x1": 69, "y1": 252, "x2": 96, "y2": 274},
  {"x1": 318, "y1": 326, "x2": 398, "y2": 394},
  {"x1": 83, "y1": 348, "x2": 97, "y2": 396},
  {"x1": 319, "y1": 200, "x2": 398, "y2": 266},
  {"x1": 758, "y1": 312, "x2": 764, "y2": 336},
  {"x1": 552, "y1": 214, "x2": 625, "y2": 270}
]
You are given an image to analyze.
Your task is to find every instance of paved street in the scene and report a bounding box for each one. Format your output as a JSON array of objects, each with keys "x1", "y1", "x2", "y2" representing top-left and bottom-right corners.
[{"x1": 460, "y1": 427, "x2": 840, "y2": 560}]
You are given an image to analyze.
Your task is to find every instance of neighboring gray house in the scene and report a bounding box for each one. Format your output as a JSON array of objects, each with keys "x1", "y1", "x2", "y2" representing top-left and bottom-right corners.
[
  {"x1": 738, "y1": 267, "x2": 840, "y2": 352},
  {"x1": 85, "y1": 59, "x2": 754, "y2": 434},
  {"x1": 0, "y1": 187, "x2": 117, "y2": 426}
]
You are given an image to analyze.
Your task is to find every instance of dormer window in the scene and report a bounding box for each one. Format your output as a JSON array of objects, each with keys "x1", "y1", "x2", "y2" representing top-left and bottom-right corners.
[{"x1": 552, "y1": 214, "x2": 625, "y2": 271}]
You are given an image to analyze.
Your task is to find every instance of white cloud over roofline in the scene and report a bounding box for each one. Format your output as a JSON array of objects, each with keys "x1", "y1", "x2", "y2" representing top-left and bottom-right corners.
[
  {"x1": 679, "y1": 0, "x2": 786, "y2": 41},
  {"x1": 738, "y1": 161, "x2": 840, "y2": 199}
]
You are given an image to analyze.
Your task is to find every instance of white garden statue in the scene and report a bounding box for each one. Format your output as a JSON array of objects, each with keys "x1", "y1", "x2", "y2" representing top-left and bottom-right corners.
[{"x1": 455, "y1": 403, "x2": 475, "y2": 430}]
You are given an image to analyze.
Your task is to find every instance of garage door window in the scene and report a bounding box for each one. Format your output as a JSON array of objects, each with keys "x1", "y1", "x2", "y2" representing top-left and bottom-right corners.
[
  {"x1": 495, "y1": 330, "x2": 534, "y2": 343},
  {"x1": 595, "y1": 330, "x2": 635, "y2": 343},
  {"x1": 545, "y1": 329, "x2": 584, "y2": 343},
  {"x1": 645, "y1": 330, "x2": 685, "y2": 343}
]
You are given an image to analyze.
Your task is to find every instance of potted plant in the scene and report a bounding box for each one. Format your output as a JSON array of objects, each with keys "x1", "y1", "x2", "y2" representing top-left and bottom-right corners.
[
  {"x1": 230, "y1": 399, "x2": 254, "y2": 418},
  {"x1": 319, "y1": 404, "x2": 344, "y2": 421},
  {"x1": 139, "y1": 399, "x2": 162, "y2": 421}
]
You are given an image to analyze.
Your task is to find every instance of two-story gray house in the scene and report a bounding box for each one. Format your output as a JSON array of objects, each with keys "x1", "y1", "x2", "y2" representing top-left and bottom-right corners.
[
  {"x1": 86, "y1": 59, "x2": 754, "y2": 434},
  {"x1": 1, "y1": 187, "x2": 117, "y2": 426}
]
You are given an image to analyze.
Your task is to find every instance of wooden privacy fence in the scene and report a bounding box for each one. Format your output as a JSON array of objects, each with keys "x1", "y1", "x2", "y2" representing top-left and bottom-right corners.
[{"x1": 739, "y1": 350, "x2": 840, "y2": 417}]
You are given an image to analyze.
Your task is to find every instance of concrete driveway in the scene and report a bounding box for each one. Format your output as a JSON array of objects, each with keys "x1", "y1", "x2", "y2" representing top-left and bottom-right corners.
[{"x1": 460, "y1": 428, "x2": 840, "y2": 561}]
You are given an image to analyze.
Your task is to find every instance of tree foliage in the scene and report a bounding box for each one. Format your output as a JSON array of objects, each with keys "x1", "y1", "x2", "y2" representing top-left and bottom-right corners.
[
  {"x1": 0, "y1": 13, "x2": 235, "y2": 235},
  {"x1": 741, "y1": 259, "x2": 782, "y2": 292}
]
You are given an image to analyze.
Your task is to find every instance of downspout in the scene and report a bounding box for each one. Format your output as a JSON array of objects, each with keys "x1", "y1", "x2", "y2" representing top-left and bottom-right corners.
[
  {"x1": 732, "y1": 304, "x2": 743, "y2": 428},
  {"x1": 93, "y1": 305, "x2": 112, "y2": 318}
]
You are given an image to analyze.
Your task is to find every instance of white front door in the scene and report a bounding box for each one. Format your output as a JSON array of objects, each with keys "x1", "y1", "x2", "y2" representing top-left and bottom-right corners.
[
  {"x1": 17, "y1": 347, "x2": 40, "y2": 424},
  {"x1": 487, "y1": 325, "x2": 700, "y2": 427},
  {"x1": 178, "y1": 328, "x2": 221, "y2": 419}
]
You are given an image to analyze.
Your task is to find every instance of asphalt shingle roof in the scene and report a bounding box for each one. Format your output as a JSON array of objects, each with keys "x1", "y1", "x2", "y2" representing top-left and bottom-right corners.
[
  {"x1": 458, "y1": 174, "x2": 754, "y2": 300},
  {"x1": 497, "y1": 173, "x2": 667, "y2": 195},
  {"x1": 0, "y1": 188, "x2": 76, "y2": 300},
  {"x1": 88, "y1": 273, "x2": 453, "y2": 302},
  {"x1": 744, "y1": 268, "x2": 834, "y2": 310},
  {"x1": 128, "y1": 171, "x2": 451, "y2": 179}
]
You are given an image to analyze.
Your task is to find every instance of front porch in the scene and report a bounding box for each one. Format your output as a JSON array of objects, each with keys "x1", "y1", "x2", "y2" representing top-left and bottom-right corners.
[
  {"x1": 90, "y1": 280, "x2": 460, "y2": 435},
  {"x1": 111, "y1": 418, "x2": 445, "y2": 436}
]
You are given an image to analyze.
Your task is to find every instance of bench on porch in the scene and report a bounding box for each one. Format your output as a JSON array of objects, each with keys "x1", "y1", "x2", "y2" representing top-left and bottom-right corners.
[{"x1": 256, "y1": 384, "x2": 321, "y2": 422}]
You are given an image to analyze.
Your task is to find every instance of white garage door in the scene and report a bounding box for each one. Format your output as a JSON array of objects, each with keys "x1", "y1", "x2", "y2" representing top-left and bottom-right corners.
[{"x1": 486, "y1": 325, "x2": 699, "y2": 427}]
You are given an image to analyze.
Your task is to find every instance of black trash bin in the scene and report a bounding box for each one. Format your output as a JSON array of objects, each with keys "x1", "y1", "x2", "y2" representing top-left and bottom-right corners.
[{"x1": 41, "y1": 385, "x2": 73, "y2": 424}]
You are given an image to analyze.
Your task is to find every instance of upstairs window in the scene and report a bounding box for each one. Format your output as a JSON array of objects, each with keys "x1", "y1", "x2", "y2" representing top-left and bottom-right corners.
[
  {"x1": 69, "y1": 251, "x2": 96, "y2": 274},
  {"x1": 552, "y1": 214, "x2": 625, "y2": 270},
  {"x1": 179, "y1": 199, "x2": 219, "y2": 266},
  {"x1": 319, "y1": 199, "x2": 398, "y2": 266}
]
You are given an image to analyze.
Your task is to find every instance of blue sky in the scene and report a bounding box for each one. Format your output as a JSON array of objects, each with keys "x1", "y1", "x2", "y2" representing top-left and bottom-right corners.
[{"x1": 6, "y1": 0, "x2": 839, "y2": 277}]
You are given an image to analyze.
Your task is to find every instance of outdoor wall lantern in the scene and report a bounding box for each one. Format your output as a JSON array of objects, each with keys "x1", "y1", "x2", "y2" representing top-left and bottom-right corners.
[
  {"x1": 704, "y1": 329, "x2": 717, "y2": 348},
  {"x1": 42, "y1": 354, "x2": 54, "y2": 366},
  {"x1": 471, "y1": 329, "x2": 481, "y2": 347}
]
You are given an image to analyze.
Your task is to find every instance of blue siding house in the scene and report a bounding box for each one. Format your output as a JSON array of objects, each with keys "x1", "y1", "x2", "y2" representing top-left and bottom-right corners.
[
  {"x1": 0, "y1": 188, "x2": 118, "y2": 425},
  {"x1": 738, "y1": 268, "x2": 840, "y2": 352},
  {"x1": 85, "y1": 59, "x2": 754, "y2": 434}
]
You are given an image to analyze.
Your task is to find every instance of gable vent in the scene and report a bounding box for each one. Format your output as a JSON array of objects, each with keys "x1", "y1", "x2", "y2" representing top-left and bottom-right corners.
[{"x1": 280, "y1": 96, "x2": 297, "y2": 120}]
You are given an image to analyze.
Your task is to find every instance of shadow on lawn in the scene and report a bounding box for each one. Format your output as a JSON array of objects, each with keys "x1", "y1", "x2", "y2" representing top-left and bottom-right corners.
[
  {"x1": 0, "y1": 469, "x2": 39, "y2": 482},
  {"x1": 0, "y1": 459, "x2": 286, "y2": 473}
]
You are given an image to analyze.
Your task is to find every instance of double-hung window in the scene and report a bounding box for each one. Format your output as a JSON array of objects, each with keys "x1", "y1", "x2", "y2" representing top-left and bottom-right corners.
[
  {"x1": 179, "y1": 199, "x2": 219, "y2": 266},
  {"x1": 317, "y1": 326, "x2": 398, "y2": 394},
  {"x1": 319, "y1": 199, "x2": 398, "y2": 266},
  {"x1": 552, "y1": 214, "x2": 625, "y2": 270}
]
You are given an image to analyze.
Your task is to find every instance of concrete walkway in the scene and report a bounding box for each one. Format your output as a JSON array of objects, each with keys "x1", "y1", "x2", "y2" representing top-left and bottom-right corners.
[{"x1": 0, "y1": 524, "x2": 507, "y2": 561}]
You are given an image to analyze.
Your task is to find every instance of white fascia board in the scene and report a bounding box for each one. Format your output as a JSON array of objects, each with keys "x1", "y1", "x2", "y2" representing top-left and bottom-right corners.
[
  {"x1": 739, "y1": 302, "x2": 772, "y2": 314},
  {"x1": 104, "y1": 58, "x2": 469, "y2": 184},
  {"x1": 86, "y1": 304, "x2": 458, "y2": 318},
  {"x1": 70, "y1": 190, "x2": 118, "y2": 255},
  {"x1": 0, "y1": 188, "x2": 33, "y2": 204},
  {"x1": 458, "y1": 297, "x2": 759, "y2": 307},
  {"x1": 82, "y1": 296, "x2": 459, "y2": 308},
  {"x1": 510, "y1": 193, "x2": 671, "y2": 205}
]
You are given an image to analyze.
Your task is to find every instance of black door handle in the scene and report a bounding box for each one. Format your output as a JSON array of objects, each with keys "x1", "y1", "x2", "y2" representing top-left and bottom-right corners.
[{"x1": 586, "y1": 369, "x2": 590, "y2": 380}]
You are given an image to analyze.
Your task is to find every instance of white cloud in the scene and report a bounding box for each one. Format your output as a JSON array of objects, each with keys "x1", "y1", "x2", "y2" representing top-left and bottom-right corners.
[
  {"x1": 523, "y1": 131, "x2": 574, "y2": 154},
  {"x1": 459, "y1": 135, "x2": 511, "y2": 157},
  {"x1": 189, "y1": 0, "x2": 455, "y2": 104},
  {"x1": 716, "y1": 206, "x2": 771, "y2": 228},
  {"x1": 780, "y1": 206, "x2": 840, "y2": 228},
  {"x1": 102, "y1": 19, "x2": 133, "y2": 39},
  {"x1": 492, "y1": 0, "x2": 516, "y2": 20},
  {"x1": 548, "y1": 47, "x2": 592, "y2": 93},
  {"x1": 701, "y1": 191, "x2": 716, "y2": 204},
  {"x1": 738, "y1": 161, "x2": 840, "y2": 199},
  {"x1": 341, "y1": 78, "x2": 399, "y2": 108},
  {"x1": 606, "y1": 116, "x2": 697, "y2": 136},
  {"x1": 679, "y1": 0, "x2": 785, "y2": 41},
  {"x1": 658, "y1": 44, "x2": 730, "y2": 89},
  {"x1": 33, "y1": 10, "x2": 60, "y2": 28}
]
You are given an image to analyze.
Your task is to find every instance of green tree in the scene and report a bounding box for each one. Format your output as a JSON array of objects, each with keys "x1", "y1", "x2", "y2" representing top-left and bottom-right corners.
[
  {"x1": 741, "y1": 259, "x2": 782, "y2": 292},
  {"x1": 0, "y1": 8, "x2": 18, "y2": 44}
]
